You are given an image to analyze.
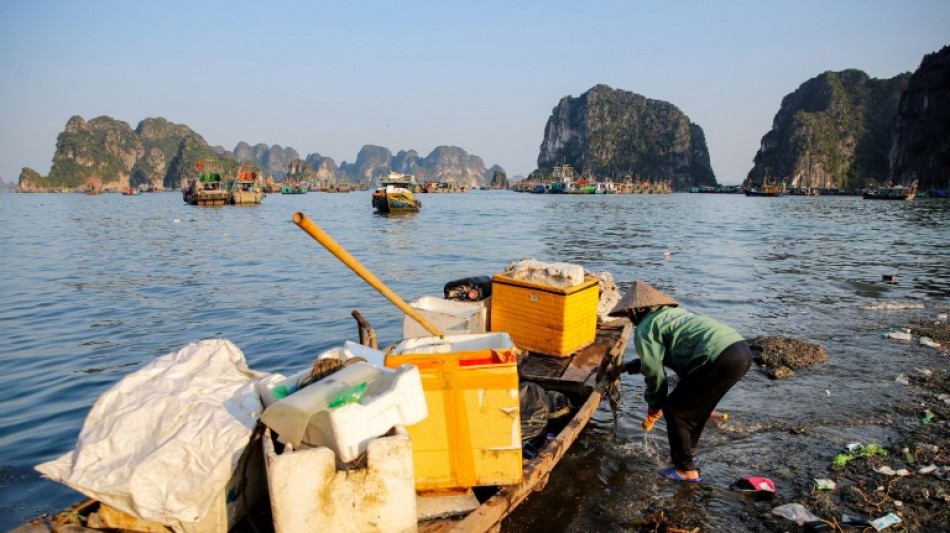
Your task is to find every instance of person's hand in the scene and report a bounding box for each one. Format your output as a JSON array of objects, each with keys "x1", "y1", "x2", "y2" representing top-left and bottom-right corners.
[
  {"x1": 624, "y1": 359, "x2": 642, "y2": 374},
  {"x1": 642, "y1": 408, "x2": 663, "y2": 431}
]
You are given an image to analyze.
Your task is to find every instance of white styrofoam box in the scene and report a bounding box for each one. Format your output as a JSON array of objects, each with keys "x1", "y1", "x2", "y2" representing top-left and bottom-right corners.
[
  {"x1": 262, "y1": 426, "x2": 417, "y2": 533},
  {"x1": 260, "y1": 362, "x2": 427, "y2": 462},
  {"x1": 403, "y1": 296, "x2": 487, "y2": 339},
  {"x1": 391, "y1": 331, "x2": 515, "y2": 355}
]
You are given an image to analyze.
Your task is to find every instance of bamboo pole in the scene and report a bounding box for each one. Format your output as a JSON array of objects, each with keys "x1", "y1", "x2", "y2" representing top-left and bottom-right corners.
[{"x1": 293, "y1": 212, "x2": 443, "y2": 337}]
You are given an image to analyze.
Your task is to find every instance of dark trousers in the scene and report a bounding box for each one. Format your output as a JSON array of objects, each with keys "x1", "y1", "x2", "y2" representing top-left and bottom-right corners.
[{"x1": 664, "y1": 340, "x2": 753, "y2": 471}]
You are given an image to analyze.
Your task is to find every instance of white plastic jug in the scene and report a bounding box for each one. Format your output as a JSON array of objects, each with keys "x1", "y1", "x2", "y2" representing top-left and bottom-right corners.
[{"x1": 261, "y1": 362, "x2": 381, "y2": 449}]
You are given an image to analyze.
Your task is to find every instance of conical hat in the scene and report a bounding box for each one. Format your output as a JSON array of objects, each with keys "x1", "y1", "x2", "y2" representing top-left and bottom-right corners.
[{"x1": 608, "y1": 280, "x2": 679, "y2": 316}]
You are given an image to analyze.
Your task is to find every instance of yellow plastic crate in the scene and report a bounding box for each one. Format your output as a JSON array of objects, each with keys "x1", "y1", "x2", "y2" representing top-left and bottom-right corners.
[
  {"x1": 384, "y1": 333, "x2": 522, "y2": 491},
  {"x1": 489, "y1": 274, "x2": 599, "y2": 357}
]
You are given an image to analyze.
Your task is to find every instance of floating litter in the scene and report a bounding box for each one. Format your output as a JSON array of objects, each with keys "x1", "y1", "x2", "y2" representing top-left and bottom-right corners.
[{"x1": 173, "y1": 218, "x2": 182, "y2": 223}]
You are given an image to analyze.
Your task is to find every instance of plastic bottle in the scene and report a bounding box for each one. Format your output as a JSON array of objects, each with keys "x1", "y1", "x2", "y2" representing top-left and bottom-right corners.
[{"x1": 883, "y1": 329, "x2": 911, "y2": 341}]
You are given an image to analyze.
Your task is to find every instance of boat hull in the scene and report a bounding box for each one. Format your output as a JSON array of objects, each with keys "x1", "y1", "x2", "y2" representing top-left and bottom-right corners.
[
  {"x1": 372, "y1": 191, "x2": 421, "y2": 212},
  {"x1": 230, "y1": 191, "x2": 264, "y2": 204}
]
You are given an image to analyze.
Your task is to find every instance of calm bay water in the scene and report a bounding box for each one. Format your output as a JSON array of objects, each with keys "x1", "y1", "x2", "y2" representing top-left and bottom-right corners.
[{"x1": 0, "y1": 190, "x2": 948, "y2": 531}]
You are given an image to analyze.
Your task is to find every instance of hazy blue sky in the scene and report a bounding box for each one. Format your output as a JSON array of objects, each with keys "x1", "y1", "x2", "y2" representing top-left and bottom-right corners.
[{"x1": 1, "y1": 0, "x2": 947, "y2": 185}]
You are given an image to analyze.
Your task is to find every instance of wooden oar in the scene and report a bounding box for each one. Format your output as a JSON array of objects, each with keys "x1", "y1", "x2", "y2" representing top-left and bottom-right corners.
[{"x1": 293, "y1": 212, "x2": 444, "y2": 337}]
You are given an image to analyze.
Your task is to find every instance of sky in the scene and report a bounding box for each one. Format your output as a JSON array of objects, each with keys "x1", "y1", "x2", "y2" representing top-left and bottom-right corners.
[{"x1": 1, "y1": 0, "x2": 948, "y2": 186}]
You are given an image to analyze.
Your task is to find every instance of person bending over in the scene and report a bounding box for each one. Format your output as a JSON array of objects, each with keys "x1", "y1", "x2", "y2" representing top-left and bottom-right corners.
[{"x1": 609, "y1": 280, "x2": 752, "y2": 482}]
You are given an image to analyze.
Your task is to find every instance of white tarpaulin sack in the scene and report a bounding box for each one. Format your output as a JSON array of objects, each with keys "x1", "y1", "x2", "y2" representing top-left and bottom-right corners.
[{"x1": 36, "y1": 339, "x2": 264, "y2": 533}]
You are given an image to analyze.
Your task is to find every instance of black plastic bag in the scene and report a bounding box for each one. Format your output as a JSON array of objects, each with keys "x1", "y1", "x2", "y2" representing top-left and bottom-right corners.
[{"x1": 519, "y1": 382, "x2": 549, "y2": 441}]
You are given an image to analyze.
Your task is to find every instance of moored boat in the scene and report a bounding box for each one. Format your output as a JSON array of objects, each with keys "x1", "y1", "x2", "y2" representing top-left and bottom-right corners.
[
  {"x1": 31, "y1": 310, "x2": 629, "y2": 533},
  {"x1": 373, "y1": 172, "x2": 422, "y2": 212},
  {"x1": 229, "y1": 169, "x2": 265, "y2": 204},
  {"x1": 744, "y1": 178, "x2": 786, "y2": 197},
  {"x1": 863, "y1": 180, "x2": 918, "y2": 200},
  {"x1": 183, "y1": 172, "x2": 230, "y2": 205},
  {"x1": 280, "y1": 183, "x2": 308, "y2": 194}
]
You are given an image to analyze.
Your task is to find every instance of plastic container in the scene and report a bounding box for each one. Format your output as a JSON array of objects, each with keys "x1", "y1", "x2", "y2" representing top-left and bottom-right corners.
[
  {"x1": 262, "y1": 426, "x2": 417, "y2": 533},
  {"x1": 772, "y1": 503, "x2": 820, "y2": 525},
  {"x1": 882, "y1": 329, "x2": 911, "y2": 341},
  {"x1": 385, "y1": 332, "x2": 522, "y2": 490},
  {"x1": 490, "y1": 274, "x2": 599, "y2": 357},
  {"x1": 260, "y1": 362, "x2": 427, "y2": 462},
  {"x1": 870, "y1": 513, "x2": 901, "y2": 530},
  {"x1": 403, "y1": 296, "x2": 487, "y2": 339}
]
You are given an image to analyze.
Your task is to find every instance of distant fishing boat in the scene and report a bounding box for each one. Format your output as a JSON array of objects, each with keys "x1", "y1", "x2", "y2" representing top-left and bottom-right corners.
[
  {"x1": 863, "y1": 180, "x2": 918, "y2": 200},
  {"x1": 745, "y1": 178, "x2": 786, "y2": 197},
  {"x1": 372, "y1": 172, "x2": 421, "y2": 213},
  {"x1": 281, "y1": 183, "x2": 308, "y2": 194}
]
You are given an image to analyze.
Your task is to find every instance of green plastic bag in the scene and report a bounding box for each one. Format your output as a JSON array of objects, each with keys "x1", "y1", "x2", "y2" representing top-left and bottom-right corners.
[{"x1": 329, "y1": 381, "x2": 368, "y2": 409}]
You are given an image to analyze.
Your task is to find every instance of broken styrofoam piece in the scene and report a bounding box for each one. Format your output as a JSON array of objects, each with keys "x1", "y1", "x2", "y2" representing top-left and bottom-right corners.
[{"x1": 502, "y1": 259, "x2": 586, "y2": 287}]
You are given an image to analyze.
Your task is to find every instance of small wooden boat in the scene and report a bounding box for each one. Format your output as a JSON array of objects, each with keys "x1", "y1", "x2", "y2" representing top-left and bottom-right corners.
[
  {"x1": 183, "y1": 172, "x2": 230, "y2": 205},
  {"x1": 36, "y1": 318, "x2": 630, "y2": 533},
  {"x1": 373, "y1": 172, "x2": 422, "y2": 212},
  {"x1": 863, "y1": 180, "x2": 918, "y2": 200}
]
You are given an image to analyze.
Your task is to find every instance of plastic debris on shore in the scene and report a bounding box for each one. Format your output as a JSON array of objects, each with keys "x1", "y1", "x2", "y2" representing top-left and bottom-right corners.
[
  {"x1": 834, "y1": 443, "x2": 887, "y2": 467},
  {"x1": 730, "y1": 476, "x2": 775, "y2": 500},
  {"x1": 920, "y1": 336, "x2": 942, "y2": 349},
  {"x1": 882, "y1": 328, "x2": 911, "y2": 340},
  {"x1": 872, "y1": 465, "x2": 910, "y2": 476},
  {"x1": 772, "y1": 503, "x2": 820, "y2": 526},
  {"x1": 813, "y1": 478, "x2": 836, "y2": 490},
  {"x1": 870, "y1": 513, "x2": 901, "y2": 530}
]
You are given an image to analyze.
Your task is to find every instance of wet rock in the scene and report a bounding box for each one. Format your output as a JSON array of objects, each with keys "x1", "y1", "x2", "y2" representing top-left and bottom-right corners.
[{"x1": 747, "y1": 336, "x2": 828, "y2": 379}]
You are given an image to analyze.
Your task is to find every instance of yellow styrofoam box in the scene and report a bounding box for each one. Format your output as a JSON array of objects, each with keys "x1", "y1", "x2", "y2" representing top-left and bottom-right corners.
[
  {"x1": 385, "y1": 333, "x2": 522, "y2": 491},
  {"x1": 489, "y1": 275, "x2": 599, "y2": 357}
]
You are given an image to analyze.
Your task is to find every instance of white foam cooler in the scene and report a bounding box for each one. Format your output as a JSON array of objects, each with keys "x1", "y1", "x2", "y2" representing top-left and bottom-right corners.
[
  {"x1": 262, "y1": 426, "x2": 417, "y2": 533},
  {"x1": 260, "y1": 362, "x2": 427, "y2": 463},
  {"x1": 403, "y1": 296, "x2": 487, "y2": 338}
]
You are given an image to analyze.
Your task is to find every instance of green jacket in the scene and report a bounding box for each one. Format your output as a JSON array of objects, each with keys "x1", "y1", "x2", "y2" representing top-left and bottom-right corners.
[{"x1": 635, "y1": 306, "x2": 744, "y2": 409}]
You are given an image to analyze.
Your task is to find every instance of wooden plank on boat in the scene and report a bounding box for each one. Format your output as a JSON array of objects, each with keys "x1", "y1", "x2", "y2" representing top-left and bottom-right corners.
[
  {"x1": 518, "y1": 322, "x2": 629, "y2": 395},
  {"x1": 559, "y1": 341, "x2": 606, "y2": 382},
  {"x1": 417, "y1": 321, "x2": 631, "y2": 533},
  {"x1": 517, "y1": 352, "x2": 572, "y2": 379}
]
